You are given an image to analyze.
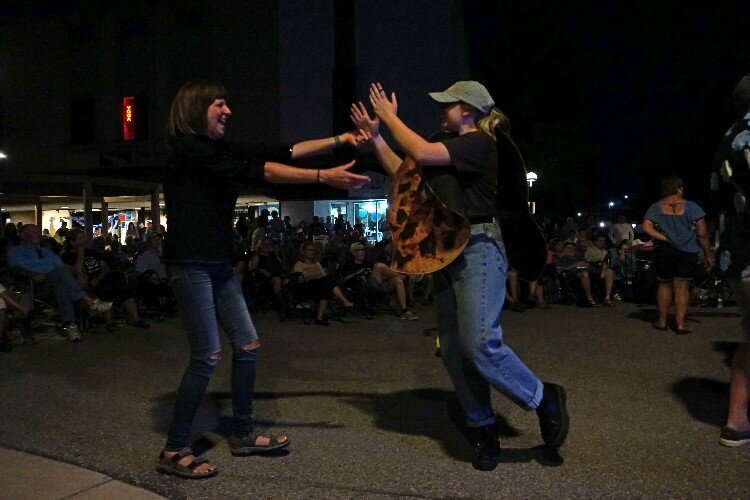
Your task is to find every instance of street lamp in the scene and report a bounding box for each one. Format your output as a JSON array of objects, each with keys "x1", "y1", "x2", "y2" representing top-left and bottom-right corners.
[
  {"x1": 526, "y1": 171, "x2": 538, "y2": 187},
  {"x1": 608, "y1": 201, "x2": 615, "y2": 221},
  {"x1": 526, "y1": 172, "x2": 538, "y2": 214}
]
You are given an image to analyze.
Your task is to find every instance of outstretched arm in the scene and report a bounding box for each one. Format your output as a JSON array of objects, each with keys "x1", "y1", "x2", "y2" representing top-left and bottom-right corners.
[
  {"x1": 350, "y1": 101, "x2": 402, "y2": 177},
  {"x1": 369, "y1": 83, "x2": 451, "y2": 167},
  {"x1": 263, "y1": 160, "x2": 370, "y2": 191},
  {"x1": 291, "y1": 131, "x2": 364, "y2": 160}
]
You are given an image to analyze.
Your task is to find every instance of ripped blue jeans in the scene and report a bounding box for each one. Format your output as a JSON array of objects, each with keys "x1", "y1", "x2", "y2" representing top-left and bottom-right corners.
[
  {"x1": 165, "y1": 262, "x2": 259, "y2": 451},
  {"x1": 434, "y1": 223, "x2": 543, "y2": 427}
]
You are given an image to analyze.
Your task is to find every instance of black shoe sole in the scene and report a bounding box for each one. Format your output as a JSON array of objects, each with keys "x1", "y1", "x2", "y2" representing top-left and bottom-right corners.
[
  {"x1": 471, "y1": 454, "x2": 501, "y2": 471},
  {"x1": 230, "y1": 439, "x2": 290, "y2": 456}
]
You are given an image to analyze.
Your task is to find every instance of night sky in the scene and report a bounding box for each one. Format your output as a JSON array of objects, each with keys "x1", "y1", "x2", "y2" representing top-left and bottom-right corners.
[
  {"x1": 464, "y1": 1, "x2": 750, "y2": 219},
  {"x1": 2, "y1": 1, "x2": 750, "y2": 220}
]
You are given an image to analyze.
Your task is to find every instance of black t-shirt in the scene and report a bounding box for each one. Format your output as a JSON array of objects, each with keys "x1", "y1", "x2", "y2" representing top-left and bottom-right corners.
[
  {"x1": 61, "y1": 249, "x2": 102, "y2": 279},
  {"x1": 341, "y1": 259, "x2": 371, "y2": 282},
  {"x1": 164, "y1": 134, "x2": 292, "y2": 263},
  {"x1": 425, "y1": 131, "x2": 497, "y2": 218},
  {"x1": 256, "y1": 253, "x2": 284, "y2": 277}
]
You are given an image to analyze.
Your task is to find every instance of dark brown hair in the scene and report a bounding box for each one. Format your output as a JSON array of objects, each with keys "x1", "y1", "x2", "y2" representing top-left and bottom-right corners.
[
  {"x1": 660, "y1": 175, "x2": 684, "y2": 197},
  {"x1": 166, "y1": 80, "x2": 228, "y2": 141}
]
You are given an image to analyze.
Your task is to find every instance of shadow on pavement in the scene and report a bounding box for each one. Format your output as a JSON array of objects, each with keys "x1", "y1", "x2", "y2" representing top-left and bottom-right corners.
[
  {"x1": 713, "y1": 341, "x2": 742, "y2": 368},
  {"x1": 152, "y1": 388, "x2": 561, "y2": 466},
  {"x1": 671, "y1": 377, "x2": 729, "y2": 428}
]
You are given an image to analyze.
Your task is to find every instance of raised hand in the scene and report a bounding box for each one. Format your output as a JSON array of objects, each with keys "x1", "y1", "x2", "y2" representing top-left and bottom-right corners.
[
  {"x1": 339, "y1": 130, "x2": 367, "y2": 148},
  {"x1": 368, "y1": 82, "x2": 398, "y2": 122},
  {"x1": 350, "y1": 101, "x2": 380, "y2": 138},
  {"x1": 320, "y1": 160, "x2": 371, "y2": 191}
]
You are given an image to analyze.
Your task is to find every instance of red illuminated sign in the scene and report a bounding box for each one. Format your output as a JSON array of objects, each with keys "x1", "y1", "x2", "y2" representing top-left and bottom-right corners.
[{"x1": 122, "y1": 96, "x2": 136, "y2": 141}]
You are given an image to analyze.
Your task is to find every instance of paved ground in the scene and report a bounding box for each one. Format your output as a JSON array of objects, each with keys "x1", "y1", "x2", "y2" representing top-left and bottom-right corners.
[
  {"x1": 0, "y1": 446, "x2": 163, "y2": 499},
  {"x1": 0, "y1": 300, "x2": 747, "y2": 499}
]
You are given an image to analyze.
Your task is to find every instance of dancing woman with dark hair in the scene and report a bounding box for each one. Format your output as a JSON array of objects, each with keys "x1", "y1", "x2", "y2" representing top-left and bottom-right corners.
[{"x1": 157, "y1": 80, "x2": 369, "y2": 479}]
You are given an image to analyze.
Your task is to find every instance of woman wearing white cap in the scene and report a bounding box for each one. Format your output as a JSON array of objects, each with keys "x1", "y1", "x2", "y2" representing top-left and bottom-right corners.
[{"x1": 352, "y1": 81, "x2": 568, "y2": 471}]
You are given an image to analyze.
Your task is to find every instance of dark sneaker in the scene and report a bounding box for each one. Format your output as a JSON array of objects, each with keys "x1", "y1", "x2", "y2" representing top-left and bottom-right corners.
[
  {"x1": 470, "y1": 424, "x2": 501, "y2": 471},
  {"x1": 61, "y1": 323, "x2": 82, "y2": 342},
  {"x1": 89, "y1": 298, "x2": 113, "y2": 315},
  {"x1": 399, "y1": 310, "x2": 418, "y2": 321},
  {"x1": 718, "y1": 426, "x2": 750, "y2": 447},
  {"x1": 537, "y1": 382, "x2": 569, "y2": 448}
]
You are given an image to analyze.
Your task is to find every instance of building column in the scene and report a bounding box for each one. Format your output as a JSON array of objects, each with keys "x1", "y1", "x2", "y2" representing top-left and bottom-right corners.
[
  {"x1": 150, "y1": 187, "x2": 160, "y2": 233},
  {"x1": 83, "y1": 181, "x2": 93, "y2": 243},
  {"x1": 35, "y1": 198, "x2": 43, "y2": 228},
  {"x1": 101, "y1": 200, "x2": 109, "y2": 235}
]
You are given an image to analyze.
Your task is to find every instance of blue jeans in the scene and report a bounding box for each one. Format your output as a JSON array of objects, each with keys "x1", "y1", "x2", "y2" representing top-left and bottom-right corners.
[
  {"x1": 44, "y1": 265, "x2": 87, "y2": 323},
  {"x1": 434, "y1": 223, "x2": 543, "y2": 427},
  {"x1": 165, "y1": 262, "x2": 259, "y2": 451}
]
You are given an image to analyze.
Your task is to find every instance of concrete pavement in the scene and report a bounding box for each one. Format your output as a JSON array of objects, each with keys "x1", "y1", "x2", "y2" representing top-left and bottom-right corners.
[
  {"x1": 0, "y1": 301, "x2": 747, "y2": 498},
  {"x1": 0, "y1": 446, "x2": 163, "y2": 499}
]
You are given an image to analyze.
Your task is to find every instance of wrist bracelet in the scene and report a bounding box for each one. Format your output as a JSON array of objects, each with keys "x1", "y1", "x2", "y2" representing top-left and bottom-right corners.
[{"x1": 333, "y1": 135, "x2": 341, "y2": 147}]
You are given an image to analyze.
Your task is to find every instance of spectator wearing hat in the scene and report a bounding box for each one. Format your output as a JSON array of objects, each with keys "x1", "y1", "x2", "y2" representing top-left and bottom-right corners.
[{"x1": 340, "y1": 242, "x2": 417, "y2": 320}]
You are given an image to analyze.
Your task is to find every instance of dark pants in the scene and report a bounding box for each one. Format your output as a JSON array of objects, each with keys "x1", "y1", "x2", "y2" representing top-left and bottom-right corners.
[{"x1": 165, "y1": 262, "x2": 259, "y2": 451}]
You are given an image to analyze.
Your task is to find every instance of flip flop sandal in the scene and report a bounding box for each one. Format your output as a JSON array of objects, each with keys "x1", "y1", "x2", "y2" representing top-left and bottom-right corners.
[
  {"x1": 156, "y1": 449, "x2": 218, "y2": 479},
  {"x1": 652, "y1": 324, "x2": 668, "y2": 331},
  {"x1": 230, "y1": 433, "x2": 291, "y2": 456}
]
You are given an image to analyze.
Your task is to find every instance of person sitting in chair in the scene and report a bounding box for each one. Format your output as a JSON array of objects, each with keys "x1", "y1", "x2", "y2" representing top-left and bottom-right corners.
[
  {"x1": 248, "y1": 237, "x2": 288, "y2": 313},
  {"x1": 7, "y1": 224, "x2": 112, "y2": 341},
  {"x1": 584, "y1": 234, "x2": 616, "y2": 307},
  {"x1": 340, "y1": 242, "x2": 417, "y2": 320},
  {"x1": 291, "y1": 241, "x2": 354, "y2": 325},
  {"x1": 554, "y1": 240, "x2": 599, "y2": 307}
]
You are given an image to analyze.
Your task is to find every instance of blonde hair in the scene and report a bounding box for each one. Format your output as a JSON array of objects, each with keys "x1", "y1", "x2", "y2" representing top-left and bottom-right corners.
[
  {"x1": 477, "y1": 107, "x2": 510, "y2": 140},
  {"x1": 458, "y1": 104, "x2": 510, "y2": 140},
  {"x1": 166, "y1": 80, "x2": 228, "y2": 142},
  {"x1": 299, "y1": 241, "x2": 318, "y2": 261}
]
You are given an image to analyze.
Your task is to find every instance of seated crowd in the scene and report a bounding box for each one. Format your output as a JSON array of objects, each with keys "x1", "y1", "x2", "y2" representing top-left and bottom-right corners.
[
  {"x1": 236, "y1": 211, "x2": 422, "y2": 325},
  {"x1": 0, "y1": 221, "x2": 175, "y2": 350},
  {"x1": 506, "y1": 214, "x2": 654, "y2": 311},
  {"x1": 0, "y1": 210, "x2": 665, "y2": 350}
]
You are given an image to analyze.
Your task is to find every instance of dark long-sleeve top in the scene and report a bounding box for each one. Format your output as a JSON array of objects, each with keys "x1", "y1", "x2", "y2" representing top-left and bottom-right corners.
[{"x1": 163, "y1": 134, "x2": 292, "y2": 263}]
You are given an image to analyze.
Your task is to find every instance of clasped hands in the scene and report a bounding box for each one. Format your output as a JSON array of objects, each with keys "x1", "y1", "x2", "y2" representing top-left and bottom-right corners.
[{"x1": 350, "y1": 82, "x2": 398, "y2": 141}]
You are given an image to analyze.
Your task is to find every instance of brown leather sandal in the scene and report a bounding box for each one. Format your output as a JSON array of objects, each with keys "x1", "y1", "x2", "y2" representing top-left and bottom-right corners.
[
  {"x1": 229, "y1": 433, "x2": 291, "y2": 456},
  {"x1": 156, "y1": 448, "x2": 218, "y2": 479}
]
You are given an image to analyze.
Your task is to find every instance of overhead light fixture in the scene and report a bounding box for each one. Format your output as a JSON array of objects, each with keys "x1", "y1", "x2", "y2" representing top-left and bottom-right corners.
[{"x1": 0, "y1": 151, "x2": 8, "y2": 160}]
